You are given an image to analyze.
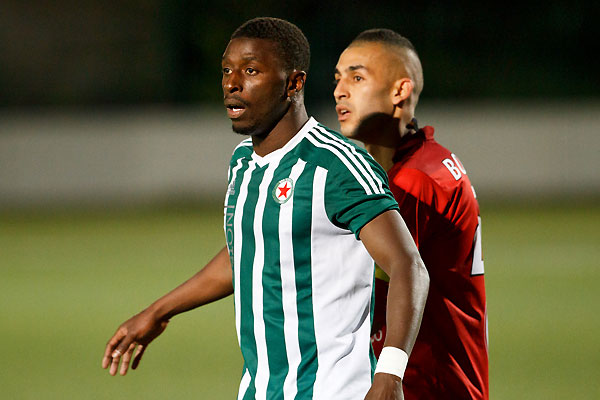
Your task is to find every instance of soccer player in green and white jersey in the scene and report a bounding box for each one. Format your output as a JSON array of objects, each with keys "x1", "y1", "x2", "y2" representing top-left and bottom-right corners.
[{"x1": 102, "y1": 18, "x2": 429, "y2": 400}]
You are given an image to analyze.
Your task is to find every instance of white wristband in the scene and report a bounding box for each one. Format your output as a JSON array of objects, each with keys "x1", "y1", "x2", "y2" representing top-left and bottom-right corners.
[{"x1": 374, "y1": 347, "x2": 409, "y2": 379}]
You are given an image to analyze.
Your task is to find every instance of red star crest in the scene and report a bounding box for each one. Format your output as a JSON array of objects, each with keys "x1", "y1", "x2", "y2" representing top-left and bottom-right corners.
[{"x1": 272, "y1": 178, "x2": 294, "y2": 204}]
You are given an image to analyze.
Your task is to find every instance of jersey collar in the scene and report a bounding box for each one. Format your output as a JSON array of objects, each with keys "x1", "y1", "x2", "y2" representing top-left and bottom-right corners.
[
  {"x1": 393, "y1": 125, "x2": 435, "y2": 162},
  {"x1": 250, "y1": 117, "x2": 318, "y2": 168}
]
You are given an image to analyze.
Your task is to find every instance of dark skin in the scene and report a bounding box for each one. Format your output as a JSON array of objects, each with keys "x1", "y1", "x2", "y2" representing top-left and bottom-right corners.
[
  {"x1": 361, "y1": 210, "x2": 429, "y2": 400},
  {"x1": 223, "y1": 38, "x2": 309, "y2": 156},
  {"x1": 102, "y1": 37, "x2": 429, "y2": 400}
]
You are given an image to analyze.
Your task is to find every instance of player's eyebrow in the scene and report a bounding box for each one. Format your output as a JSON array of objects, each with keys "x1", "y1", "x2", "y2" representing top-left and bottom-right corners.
[
  {"x1": 334, "y1": 65, "x2": 368, "y2": 75},
  {"x1": 240, "y1": 55, "x2": 259, "y2": 61},
  {"x1": 222, "y1": 54, "x2": 260, "y2": 62},
  {"x1": 348, "y1": 64, "x2": 366, "y2": 72}
]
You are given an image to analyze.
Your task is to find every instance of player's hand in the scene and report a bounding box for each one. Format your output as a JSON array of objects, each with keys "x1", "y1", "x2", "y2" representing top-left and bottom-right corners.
[
  {"x1": 102, "y1": 310, "x2": 169, "y2": 376},
  {"x1": 364, "y1": 373, "x2": 404, "y2": 400}
]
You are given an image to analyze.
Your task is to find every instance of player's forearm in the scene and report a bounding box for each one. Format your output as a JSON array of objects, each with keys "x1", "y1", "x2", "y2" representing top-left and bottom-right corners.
[
  {"x1": 359, "y1": 210, "x2": 429, "y2": 355},
  {"x1": 145, "y1": 246, "x2": 233, "y2": 321},
  {"x1": 383, "y1": 255, "x2": 429, "y2": 354}
]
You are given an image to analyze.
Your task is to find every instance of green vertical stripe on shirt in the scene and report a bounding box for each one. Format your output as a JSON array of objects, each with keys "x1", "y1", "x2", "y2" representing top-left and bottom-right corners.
[
  {"x1": 291, "y1": 163, "x2": 318, "y2": 399},
  {"x1": 242, "y1": 380, "x2": 257, "y2": 400}
]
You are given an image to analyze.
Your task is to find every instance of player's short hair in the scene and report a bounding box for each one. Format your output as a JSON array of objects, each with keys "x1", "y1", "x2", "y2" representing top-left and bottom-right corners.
[
  {"x1": 351, "y1": 28, "x2": 417, "y2": 54},
  {"x1": 231, "y1": 17, "x2": 310, "y2": 73}
]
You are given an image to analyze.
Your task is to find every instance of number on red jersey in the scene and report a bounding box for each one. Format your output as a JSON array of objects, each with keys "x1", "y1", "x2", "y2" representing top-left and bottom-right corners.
[{"x1": 471, "y1": 216, "x2": 484, "y2": 276}]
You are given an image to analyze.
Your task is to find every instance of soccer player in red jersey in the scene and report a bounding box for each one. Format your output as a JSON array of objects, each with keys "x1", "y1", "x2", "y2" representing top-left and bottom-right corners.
[{"x1": 334, "y1": 29, "x2": 489, "y2": 399}]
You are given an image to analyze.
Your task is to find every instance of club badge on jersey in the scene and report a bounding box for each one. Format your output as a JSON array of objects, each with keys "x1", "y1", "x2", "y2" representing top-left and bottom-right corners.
[{"x1": 272, "y1": 178, "x2": 294, "y2": 204}]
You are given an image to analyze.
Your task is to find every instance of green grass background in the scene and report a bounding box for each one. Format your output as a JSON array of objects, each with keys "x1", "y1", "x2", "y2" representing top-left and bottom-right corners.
[{"x1": 1, "y1": 201, "x2": 599, "y2": 399}]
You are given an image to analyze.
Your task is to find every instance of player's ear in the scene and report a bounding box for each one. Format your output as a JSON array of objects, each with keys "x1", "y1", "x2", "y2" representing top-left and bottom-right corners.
[
  {"x1": 391, "y1": 78, "x2": 414, "y2": 106},
  {"x1": 286, "y1": 70, "x2": 307, "y2": 97}
]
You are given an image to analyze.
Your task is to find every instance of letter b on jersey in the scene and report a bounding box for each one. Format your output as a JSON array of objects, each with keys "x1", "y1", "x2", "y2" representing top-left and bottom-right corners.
[{"x1": 442, "y1": 153, "x2": 467, "y2": 181}]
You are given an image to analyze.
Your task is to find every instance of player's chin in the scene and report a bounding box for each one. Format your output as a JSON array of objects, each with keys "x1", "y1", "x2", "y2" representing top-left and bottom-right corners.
[
  {"x1": 339, "y1": 122, "x2": 357, "y2": 138},
  {"x1": 231, "y1": 121, "x2": 256, "y2": 136}
]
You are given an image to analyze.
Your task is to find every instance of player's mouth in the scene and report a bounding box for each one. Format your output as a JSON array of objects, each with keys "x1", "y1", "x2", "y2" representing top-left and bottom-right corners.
[
  {"x1": 336, "y1": 105, "x2": 351, "y2": 122},
  {"x1": 227, "y1": 105, "x2": 246, "y2": 119},
  {"x1": 224, "y1": 97, "x2": 248, "y2": 119}
]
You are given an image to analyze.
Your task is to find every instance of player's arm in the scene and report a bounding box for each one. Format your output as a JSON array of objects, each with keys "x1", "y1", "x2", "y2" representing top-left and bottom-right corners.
[
  {"x1": 102, "y1": 246, "x2": 233, "y2": 376},
  {"x1": 360, "y1": 210, "x2": 429, "y2": 400}
]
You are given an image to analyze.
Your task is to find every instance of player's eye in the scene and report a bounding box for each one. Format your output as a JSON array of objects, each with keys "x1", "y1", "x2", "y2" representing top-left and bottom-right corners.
[
  {"x1": 353, "y1": 75, "x2": 363, "y2": 82},
  {"x1": 246, "y1": 67, "x2": 257, "y2": 75},
  {"x1": 222, "y1": 67, "x2": 231, "y2": 74}
]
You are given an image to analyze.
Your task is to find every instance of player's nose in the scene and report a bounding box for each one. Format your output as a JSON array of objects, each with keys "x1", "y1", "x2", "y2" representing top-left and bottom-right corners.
[
  {"x1": 333, "y1": 79, "x2": 348, "y2": 101},
  {"x1": 223, "y1": 71, "x2": 242, "y2": 93}
]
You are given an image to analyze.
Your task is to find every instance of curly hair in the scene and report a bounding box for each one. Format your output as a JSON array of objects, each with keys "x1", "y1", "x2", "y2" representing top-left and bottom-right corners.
[{"x1": 231, "y1": 17, "x2": 310, "y2": 73}]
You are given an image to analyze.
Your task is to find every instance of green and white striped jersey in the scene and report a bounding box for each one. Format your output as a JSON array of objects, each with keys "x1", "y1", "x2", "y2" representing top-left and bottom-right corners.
[{"x1": 223, "y1": 117, "x2": 398, "y2": 400}]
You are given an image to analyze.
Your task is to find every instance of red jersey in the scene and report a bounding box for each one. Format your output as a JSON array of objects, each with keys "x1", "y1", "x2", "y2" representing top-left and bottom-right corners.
[{"x1": 371, "y1": 126, "x2": 488, "y2": 399}]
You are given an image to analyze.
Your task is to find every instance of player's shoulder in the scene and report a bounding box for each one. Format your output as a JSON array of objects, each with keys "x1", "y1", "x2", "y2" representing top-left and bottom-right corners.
[
  {"x1": 299, "y1": 121, "x2": 382, "y2": 173},
  {"x1": 394, "y1": 128, "x2": 470, "y2": 190},
  {"x1": 400, "y1": 128, "x2": 453, "y2": 171},
  {"x1": 229, "y1": 138, "x2": 253, "y2": 163}
]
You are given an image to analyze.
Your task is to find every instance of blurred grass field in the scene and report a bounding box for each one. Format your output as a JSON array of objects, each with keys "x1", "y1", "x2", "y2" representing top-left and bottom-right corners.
[{"x1": 1, "y1": 200, "x2": 599, "y2": 399}]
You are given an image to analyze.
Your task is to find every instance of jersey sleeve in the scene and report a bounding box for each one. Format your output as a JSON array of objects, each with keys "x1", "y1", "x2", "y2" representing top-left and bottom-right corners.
[
  {"x1": 324, "y1": 154, "x2": 399, "y2": 239},
  {"x1": 228, "y1": 139, "x2": 253, "y2": 181}
]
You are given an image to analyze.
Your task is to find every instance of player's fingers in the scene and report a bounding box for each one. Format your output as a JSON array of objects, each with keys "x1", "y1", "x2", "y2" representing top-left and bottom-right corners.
[
  {"x1": 102, "y1": 345, "x2": 113, "y2": 369},
  {"x1": 102, "y1": 329, "x2": 126, "y2": 369},
  {"x1": 119, "y1": 342, "x2": 137, "y2": 376},
  {"x1": 108, "y1": 339, "x2": 132, "y2": 376},
  {"x1": 108, "y1": 348, "x2": 122, "y2": 376},
  {"x1": 131, "y1": 345, "x2": 146, "y2": 370}
]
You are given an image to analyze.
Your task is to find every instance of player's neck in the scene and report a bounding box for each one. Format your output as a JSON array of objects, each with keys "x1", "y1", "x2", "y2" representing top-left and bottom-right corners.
[
  {"x1": 252, "y1": 103, "x2": 308, "y2": 157},
  {"x1": 365, "y1": 144, "x2": 397, "y2": 171},
  {"x1": 366, "y1": 115, "x2": 418, "y2": 170},
  {"x1": 358, "y1": 117, "x2": 403, "y2": 171},
  {"x1": 252, "y1": 104, "x2": 309, "y2": 157}
]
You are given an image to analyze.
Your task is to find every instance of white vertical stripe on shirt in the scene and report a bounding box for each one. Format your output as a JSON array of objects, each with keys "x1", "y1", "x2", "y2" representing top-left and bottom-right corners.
[
  {"x1": 237, "y1": 368, "x2": 251, "y2": 400},
  {"x1": 310, "y1": 166, "x2": 374, "y2": 399},
  {"x1": 279, "y1": 159, "x2": 307, "y2": 400}
]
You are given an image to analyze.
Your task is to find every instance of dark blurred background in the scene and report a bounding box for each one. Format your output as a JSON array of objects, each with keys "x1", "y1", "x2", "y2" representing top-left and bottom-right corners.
[
  {"x1": 1, "y1": 1, "x2": 599, "y2": 208},
  {"x1": 2, "y1": 0, "x2": 599, "y2": 108}
]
